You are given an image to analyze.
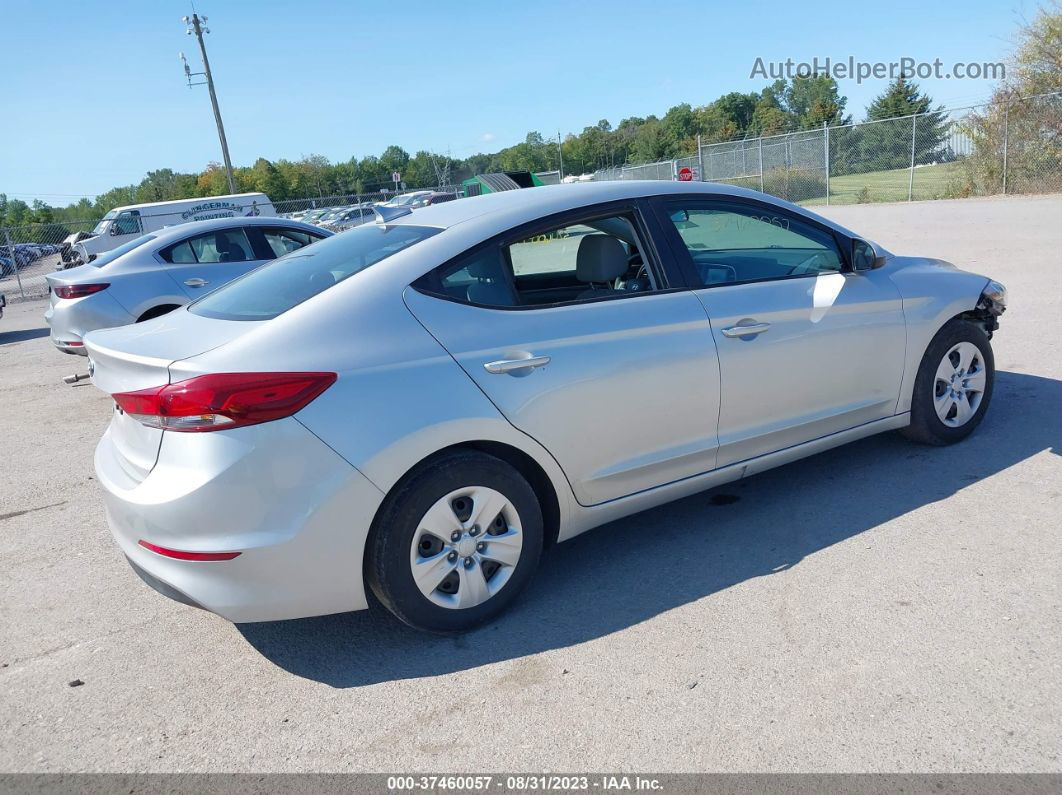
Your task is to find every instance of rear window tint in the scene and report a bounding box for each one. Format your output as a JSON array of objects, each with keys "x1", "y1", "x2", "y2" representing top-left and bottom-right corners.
[{"x1": 189, "y1": 224, "x2": 440, "y2": 321}]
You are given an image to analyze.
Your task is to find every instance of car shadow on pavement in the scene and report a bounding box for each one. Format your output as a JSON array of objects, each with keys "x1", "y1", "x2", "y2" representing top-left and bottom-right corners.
[
  {"x1": 0, "y1": 326, "x2": 50, "y2": 345},
  {"x1": 237, "y1": 370, "x2": 1061, "y2": 687}
]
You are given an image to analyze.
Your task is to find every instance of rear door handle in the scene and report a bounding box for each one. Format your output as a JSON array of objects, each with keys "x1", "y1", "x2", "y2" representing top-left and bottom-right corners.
[
  {"x1": 184, "y1": 278, "x2": 209, "y2": 288},
  {"x1": 484, "y1": 355, "x2": 551, "y2": 374},
  {"x1": 721, "y1": 322, "x2": 770, "y2": 338}
]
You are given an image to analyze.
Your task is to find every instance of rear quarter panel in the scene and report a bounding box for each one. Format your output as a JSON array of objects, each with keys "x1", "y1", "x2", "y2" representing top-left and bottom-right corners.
[
  {"x1": 107, "y1": 269, "x2": 189, "y2": 320},
  {"x1": 168, "y1": 277, "x2": 579, "y2": 526}
]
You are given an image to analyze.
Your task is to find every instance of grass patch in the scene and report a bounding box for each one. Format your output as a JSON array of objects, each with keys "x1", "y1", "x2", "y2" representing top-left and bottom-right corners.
[{"x1": 822, "y1": 162, "x2": 965, "y2": 205}]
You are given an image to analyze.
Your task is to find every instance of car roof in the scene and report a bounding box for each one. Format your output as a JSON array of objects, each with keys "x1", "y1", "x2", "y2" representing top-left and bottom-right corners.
[
  {"x1": 388, "y1": 180, "x2": 862, "y2": 240},
  {"x1": 145, "y1": 216, "x2": 328, "y2": 245}
]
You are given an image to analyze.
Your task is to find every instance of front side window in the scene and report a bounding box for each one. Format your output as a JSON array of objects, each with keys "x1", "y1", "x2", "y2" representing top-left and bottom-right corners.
[
  {"x1": 92, "y1": 210, "x2": 118, "y2": 236},
  {"x1": 190, "y1": 223, "x2": 440, "y2": 321},
  {"x1": 112, "y1": 211, "x2": 142, "y2": 236},
  {"x1": 424, "y1": 212, "x2": 661, "y2": 308},
  {"x1": 665, "y1": 202, "x2": 842, "y2": 286}
]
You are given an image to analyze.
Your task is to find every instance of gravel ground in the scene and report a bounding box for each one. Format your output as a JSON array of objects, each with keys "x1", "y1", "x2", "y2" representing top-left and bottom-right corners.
[{"x1": 0, "y1": 195, "x2": 1059, "y2": 773}]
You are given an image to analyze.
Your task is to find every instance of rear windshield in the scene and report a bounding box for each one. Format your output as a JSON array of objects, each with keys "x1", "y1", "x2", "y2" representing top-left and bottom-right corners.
[
  {"x1": 92, "y1": 233, "x2": 157, "y2": 267},
  {"x1": 189, "y1": 223, "x2": 440, "y2": 321}
]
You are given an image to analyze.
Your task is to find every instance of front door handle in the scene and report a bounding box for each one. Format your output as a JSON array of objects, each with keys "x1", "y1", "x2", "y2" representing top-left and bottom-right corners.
[
  {"x1": 721, "y1": 322, "x2": 770, "y2": 338},
  {"x1": 184, "y1": 278, "x2": 209, "y2": 288},
  {"x1": 484, "y1": 355, "x2": 551, "y2": 374}
]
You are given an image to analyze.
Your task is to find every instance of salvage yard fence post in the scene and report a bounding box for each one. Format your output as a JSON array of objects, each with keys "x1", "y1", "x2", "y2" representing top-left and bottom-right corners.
[
  {"x1": 3, "y1": 227, "x2": 26, "y2": 299},
  {"x1": 1002, "y1": 98, "x2": 1010, "y2": 196},
  {"x1": 757, "y1": 137, "x2": 764, "y2": 193},
  {"x1": 908, "y1": 113, "x2": 917, "y2": 202},
  {"x1": 824, "y1": 121, "x2": 830, "y2": 205}
]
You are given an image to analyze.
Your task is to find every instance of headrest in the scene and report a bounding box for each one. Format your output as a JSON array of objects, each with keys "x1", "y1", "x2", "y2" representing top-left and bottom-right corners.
[
  {"x1": 466, "y1": 250, "x2": 500, "y2": 279},
  {"x1": 576, "y1": 235, "x2": 627, "y2": 283}
]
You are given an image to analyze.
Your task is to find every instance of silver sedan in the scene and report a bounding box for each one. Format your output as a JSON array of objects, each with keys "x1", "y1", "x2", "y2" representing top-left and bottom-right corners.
[
  {"x1": 84, "y1": 181, "x2": 1006, "y2": 632},
  {"x1": 45, "y1": 217, "x2": 330, "y2": 354}
]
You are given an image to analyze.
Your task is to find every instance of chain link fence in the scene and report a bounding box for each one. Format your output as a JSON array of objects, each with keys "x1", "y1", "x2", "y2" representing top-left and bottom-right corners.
[
  {"x1": 3, "y1": 92, "x2": 1057, "y2": 304},
  {"x1": 591, "y1": 91, "x2": 1061, "y2": 206}
]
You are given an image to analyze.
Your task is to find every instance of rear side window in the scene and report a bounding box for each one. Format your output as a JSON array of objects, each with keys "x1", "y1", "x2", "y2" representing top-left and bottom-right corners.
[
  {"x1": 419, "y1": 212, "x2": 661, "y2": 308},
  {"x1": 165, "y1": 241, "x2": 196, "y2": 263},
  {"x1": 190, "y1": 223, "x2": 440, "y2": 321},
  {"x1": 190, "y1": 229, "x2": 254, "y2": 263},
  {"x1": 261, "y1": 228, "x2": 321, "y2": 258},
  {"x1": 159, "y1": 229, "x2": 255, "y2": 264}
]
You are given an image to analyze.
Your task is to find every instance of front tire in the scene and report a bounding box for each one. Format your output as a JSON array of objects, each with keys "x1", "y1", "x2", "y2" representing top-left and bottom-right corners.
[
  {"x1": 366, "y1": 450, "x2": 543, "y2": 633},
  {"x1": 902, "y1": 319, "x2": 995, "y2": 445}
]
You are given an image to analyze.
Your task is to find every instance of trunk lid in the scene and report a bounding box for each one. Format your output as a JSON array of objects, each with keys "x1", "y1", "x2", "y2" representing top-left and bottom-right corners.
[{"x1": 85, "y1": 307, "x2": 264, "y2": 482}]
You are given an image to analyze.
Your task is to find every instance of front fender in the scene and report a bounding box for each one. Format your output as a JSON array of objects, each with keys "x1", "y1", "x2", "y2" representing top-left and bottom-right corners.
[{"x1": 888, "y1": 257, "x2": 991, "y2": 414}]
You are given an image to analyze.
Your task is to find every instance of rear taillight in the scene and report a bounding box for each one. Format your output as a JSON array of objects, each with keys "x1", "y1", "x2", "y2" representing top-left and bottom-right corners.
[
  {"x1": 112, "y1": 372, "x2": 337, "y2": 432},
  {"x1": 54, "y1": 283, "x2": 109, "y2": 299}
]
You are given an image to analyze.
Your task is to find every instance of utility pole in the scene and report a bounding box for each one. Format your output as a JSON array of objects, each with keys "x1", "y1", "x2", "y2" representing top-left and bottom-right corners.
[
  {"x1": 182, "y1": 13, "x2": 236, "y2": 194},
  {"x1": 557, "y1": 131, "x2": 564, "y2": 180}
]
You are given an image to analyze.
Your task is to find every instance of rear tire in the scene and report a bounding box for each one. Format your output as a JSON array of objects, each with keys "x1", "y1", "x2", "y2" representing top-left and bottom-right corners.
[
  {"x1": 366, "y1": 450, "x2": 543, "y2": 633},
  {"x1": 901, "y1": 319, "x2": 994, "y2": 446}
]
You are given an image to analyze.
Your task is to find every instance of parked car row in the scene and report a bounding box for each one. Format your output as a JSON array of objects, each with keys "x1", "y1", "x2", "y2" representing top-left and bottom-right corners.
[
  {"x1": 76, "y1": 181, "x2": 1005, "y2": 634},
  {"x1": 0, "y1": 242, "x2": 61, "y2": 277},
  {"x1": 278, "y1": 191, "x2": 460, "y2": 233}
]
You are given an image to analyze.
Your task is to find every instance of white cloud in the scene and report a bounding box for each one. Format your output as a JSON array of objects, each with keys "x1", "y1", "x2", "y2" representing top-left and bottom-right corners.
[{"x1": 481, "y1": 132, "x2": 496, "y2": 142}]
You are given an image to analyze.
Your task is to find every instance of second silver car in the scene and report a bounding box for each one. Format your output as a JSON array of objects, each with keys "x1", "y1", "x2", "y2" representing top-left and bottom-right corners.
[{"x1": 45, "y1": 216, "x2": 330, "y2": 354}]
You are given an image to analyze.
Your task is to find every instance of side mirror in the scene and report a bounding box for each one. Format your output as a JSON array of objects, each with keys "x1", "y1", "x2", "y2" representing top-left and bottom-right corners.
[
  {"x1": 851, "y1": 239, "x2": 885, "y2": 271},
  {"x1": 109, "y1": 225, "x2": 121, "y2": 236},
  {"x1": 669, "y1": 209, "x2": 690, "y2": 223}
]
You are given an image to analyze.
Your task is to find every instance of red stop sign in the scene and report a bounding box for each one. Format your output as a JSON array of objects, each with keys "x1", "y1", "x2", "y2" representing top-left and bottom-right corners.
[{"x1": 677, "y1": 167, "x2": 694, "y2": 182}]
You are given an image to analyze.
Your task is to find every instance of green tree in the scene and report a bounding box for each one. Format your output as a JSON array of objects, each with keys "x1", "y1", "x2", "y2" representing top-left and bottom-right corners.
[
  {"x1": 962, "y1": 2, "x2": 1062, "y2": 194},
  {"x1": 857, "y1": 77, "x2": 949, "y2": 171},
  {"x1": 248, "y1": 158, "x2": 288, "y2": 200},
  {"x1": 785, "y1": 75, "x2": 849, "y2": 128}
]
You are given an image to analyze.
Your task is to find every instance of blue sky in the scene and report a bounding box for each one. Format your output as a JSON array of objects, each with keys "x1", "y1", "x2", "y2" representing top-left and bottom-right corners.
[{"x1": 1, "y1": 0, "x2": 1032, "y2": 203}]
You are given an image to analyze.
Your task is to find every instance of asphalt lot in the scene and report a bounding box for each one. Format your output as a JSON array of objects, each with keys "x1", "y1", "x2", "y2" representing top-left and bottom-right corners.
[{"x1": 0, "y1": 195, "x2": 1059, "y2": 773}]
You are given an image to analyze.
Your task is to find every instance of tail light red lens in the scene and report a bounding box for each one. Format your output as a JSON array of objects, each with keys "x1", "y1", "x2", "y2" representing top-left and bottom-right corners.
[
  {"x1": 54, "y1": 283, "x2": 110, "y2": 299},
  {"x1": 112, "y1": 372, "x2": 337, "y2": 432}
]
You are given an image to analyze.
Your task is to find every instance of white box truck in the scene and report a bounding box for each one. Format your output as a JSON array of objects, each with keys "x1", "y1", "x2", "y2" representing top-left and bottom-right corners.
[{"x1": 75, "y1": 193, "x2": 275, "y2": 263}]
